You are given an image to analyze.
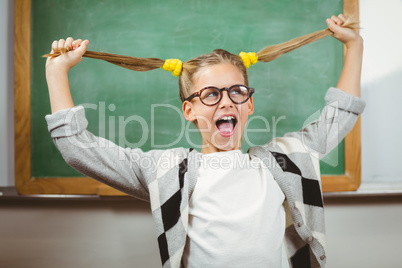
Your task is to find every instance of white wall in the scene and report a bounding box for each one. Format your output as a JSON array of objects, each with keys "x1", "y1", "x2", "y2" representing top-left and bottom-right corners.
[
  {"x1": 360, "y1": 0, "x2": 402, "y2": 183},
  {"x1": 0, "y1": 0, "x2": 14, "y2": 187},
  {"x1": 325, "y1": 1, "x2": 402, "y2": 265},
  {"x1": 1, "y1": 0, "x2": 402, "y2": 267}
]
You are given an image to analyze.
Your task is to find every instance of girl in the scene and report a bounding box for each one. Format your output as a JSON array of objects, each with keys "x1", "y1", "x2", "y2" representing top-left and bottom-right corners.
[{"x1": 45, "y1": 15, "x2": 365, "y2": 267}]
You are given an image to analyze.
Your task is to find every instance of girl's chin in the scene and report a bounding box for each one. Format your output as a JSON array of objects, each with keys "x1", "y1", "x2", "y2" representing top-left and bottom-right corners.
[
  {"x1": 211, "y1": 137, "x2": 240, "y2": 151},
  {"x1": 202, "y1": 129, "x2": 243, "y2": 152}
]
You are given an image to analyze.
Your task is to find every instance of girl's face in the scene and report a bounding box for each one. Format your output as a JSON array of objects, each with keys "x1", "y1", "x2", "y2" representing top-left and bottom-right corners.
[{"x1": 182, "y1": 63, "x2": 254, "y2": 154}]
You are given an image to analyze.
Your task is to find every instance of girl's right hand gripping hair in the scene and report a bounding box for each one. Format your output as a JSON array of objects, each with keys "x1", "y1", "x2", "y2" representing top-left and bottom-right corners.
[{"x1": 46, "y1": 37, "x2": 89, "y2": 73}]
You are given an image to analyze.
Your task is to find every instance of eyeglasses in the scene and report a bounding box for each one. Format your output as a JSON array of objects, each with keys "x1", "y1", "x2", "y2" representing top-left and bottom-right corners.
[{"x1": 185, "y1": 84, "x2": 255, "y2": 106}]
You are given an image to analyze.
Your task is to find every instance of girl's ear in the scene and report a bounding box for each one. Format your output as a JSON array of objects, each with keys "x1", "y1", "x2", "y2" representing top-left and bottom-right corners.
[
  {"x1": 248, "y1": 96, "x2": 254, "y2": 115},
  {"x1": 182, "y1": 101, "x2": 196, "y2": 121}
]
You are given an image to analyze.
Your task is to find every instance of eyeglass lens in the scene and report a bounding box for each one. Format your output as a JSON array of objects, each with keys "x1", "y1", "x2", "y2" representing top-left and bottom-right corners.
[{"x1": 200, "y1": 86, "x2": 249, "y2": 105}]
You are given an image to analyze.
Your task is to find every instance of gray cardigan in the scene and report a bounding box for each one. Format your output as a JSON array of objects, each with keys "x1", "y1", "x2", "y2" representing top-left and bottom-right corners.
[{"x1": 46, "y1": 87, "x2": 365, "y2": 268}]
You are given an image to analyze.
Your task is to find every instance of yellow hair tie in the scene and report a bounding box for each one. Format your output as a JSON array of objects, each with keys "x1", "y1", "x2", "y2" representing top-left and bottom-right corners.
[
  {"x1": 239, "y1": 52, "x2": 258, "y2": 69},
  {"x1": 162, "y1": 59, "x2": 183, "y2": 77}
]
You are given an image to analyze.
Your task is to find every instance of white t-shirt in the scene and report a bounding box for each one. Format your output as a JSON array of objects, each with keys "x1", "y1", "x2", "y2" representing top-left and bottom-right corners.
[{"x1": 183, "y1": 150, "x2": 289, "y2": 268}]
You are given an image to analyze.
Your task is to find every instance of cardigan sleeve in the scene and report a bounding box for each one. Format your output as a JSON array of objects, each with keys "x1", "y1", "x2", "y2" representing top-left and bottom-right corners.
[
  {"x1": 283, "y1": 87, "x2": 366, "y2": 160},
  {"x1": 45, "y1": 106, "x2": 162, "y2": 200}
]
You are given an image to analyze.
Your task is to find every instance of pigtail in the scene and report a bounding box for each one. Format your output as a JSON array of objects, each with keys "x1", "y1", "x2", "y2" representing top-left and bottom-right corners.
[
  {"x1": 43, "y1": 50, "x2": 165, "y2": 72},
  {"x1": 43, "y1": 19, "x2": 358, "y2": 74},
  {"x1": 256, "y1": 20, "x2": 359, "y2": 63},
  {"x1": 43, "y1": 18, "x2": 359, "y2": 102},
  {"x1": 84, "y1": 51, "x2": 164, "y2": 71}
]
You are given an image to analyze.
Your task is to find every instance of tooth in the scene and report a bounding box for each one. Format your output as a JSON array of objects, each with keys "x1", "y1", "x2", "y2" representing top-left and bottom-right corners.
[{"x1": 218, "y1": 116, "x2": 236, "y2": 121}]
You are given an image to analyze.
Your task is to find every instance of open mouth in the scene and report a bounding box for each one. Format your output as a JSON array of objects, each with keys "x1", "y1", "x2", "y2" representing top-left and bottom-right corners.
[{"x1": 215, "y1": 115, "x2": 238, "y2": 137}]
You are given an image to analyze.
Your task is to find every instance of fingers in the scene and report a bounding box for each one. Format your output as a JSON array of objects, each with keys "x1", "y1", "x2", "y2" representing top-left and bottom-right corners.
[
  {"x1": 65, "y1": 37, "x2": 74, "y2": 51},
  {"x1": 50, "y1": 40, "x2": 57, "y2": 54},
  {"x1": 338, "y1": 14, "x2": 348, "y2": 22},
  {"x1": 326, "y1": 18, "x2": 340, "y2": 32},
  {"x1": 50, "y1": 38, "x2": 88, "y2": 56},
  {"x1": 75, "y1": 39, "x2": 89, "y2": 56},
  {"x1": 330, "y1": 15, "x2": 344, "y2": 26},
  {"x1": 326, "y1": 14, "x2": 349, "y2": 34},
  {"x1": 57, "y1": 39, "x2": 66, "y2": 52},
  {"x1": 327, "y1": 14, "x2": 349, "y2": 27},
  {"x1": 72, "y1": 39, "x2": 83, "y2": 50}
]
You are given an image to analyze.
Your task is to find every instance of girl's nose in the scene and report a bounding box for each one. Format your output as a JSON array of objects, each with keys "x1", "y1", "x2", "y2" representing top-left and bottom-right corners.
[{"x1": 218, "y1": 91, "x2": 234, "y2": 108}]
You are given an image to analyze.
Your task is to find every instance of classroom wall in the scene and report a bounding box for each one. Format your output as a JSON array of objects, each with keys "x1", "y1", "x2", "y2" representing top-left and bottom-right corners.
[
  {"x1": 1, "y1": 0, "x2": 402, "y2": 267},
  {"x1": 1, "y1": 196, "x2": 400, "y2": 268},
  {"x1": 360, "y1": 0, "x2": 402, "y2": 184},
  {"x1": 0, "y1": 0, "x2": 14, "y2": 187}
]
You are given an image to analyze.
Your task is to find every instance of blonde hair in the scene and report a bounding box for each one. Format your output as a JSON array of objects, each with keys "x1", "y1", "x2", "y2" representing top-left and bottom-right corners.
[
  {"x1": 178, "y1": 49, "x2": 248, "y2": 102},
  {"x1": 44, "y1": 21, "x2": 358, "y2": 102}
]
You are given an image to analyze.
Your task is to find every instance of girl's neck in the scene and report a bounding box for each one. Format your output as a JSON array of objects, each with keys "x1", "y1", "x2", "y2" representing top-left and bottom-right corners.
[{"x1": 200, "y1": 143, "x2": 241, "y2": 154}]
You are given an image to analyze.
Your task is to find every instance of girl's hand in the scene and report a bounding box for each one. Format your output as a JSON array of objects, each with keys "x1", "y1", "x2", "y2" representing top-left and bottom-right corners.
[
  {"x1": 326, "y1": 14, "x2": 362, "y2": 48},
  {"x1": 46, "y1": 37, "x2": 89, "y2": 73}
]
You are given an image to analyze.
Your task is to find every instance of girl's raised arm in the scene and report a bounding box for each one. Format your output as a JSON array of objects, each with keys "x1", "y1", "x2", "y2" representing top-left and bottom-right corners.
[
  {"x1": 43, "y1": 37, "x2": 164, "y2": 200},
  {"x1": 269, "y1": 15, "x2": 366, "y2": 160},
  {"x1": 326, "y1": 14, "x2": 363, "y2": 97},
  {"x1": 45, "y1": 37, "x2": 89, "y2": 113}
]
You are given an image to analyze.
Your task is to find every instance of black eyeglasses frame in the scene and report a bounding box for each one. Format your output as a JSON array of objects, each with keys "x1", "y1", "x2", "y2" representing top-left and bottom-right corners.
[{"x1": 185, "y1": 84, "x2": 255, "y2": 106}]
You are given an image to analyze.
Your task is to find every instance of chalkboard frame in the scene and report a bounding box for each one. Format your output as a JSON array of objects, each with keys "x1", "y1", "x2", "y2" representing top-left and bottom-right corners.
[{"x1": 14, "y1": 0, "x2": 361, "y2": 195}]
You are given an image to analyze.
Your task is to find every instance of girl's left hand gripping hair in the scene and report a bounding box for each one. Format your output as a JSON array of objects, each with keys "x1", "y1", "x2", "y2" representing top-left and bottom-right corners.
[
  {"x1": 326, "y1": 14, "x2": 362, "y2": 48},
  {"x1": 46, "y1": 37, "x2": 89, "y2": 73}
]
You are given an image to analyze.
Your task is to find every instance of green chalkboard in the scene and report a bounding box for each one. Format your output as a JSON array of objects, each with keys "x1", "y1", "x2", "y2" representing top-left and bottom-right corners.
[{"x1": 31, "y1": 0, "x2": 344, "y2": 178}]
